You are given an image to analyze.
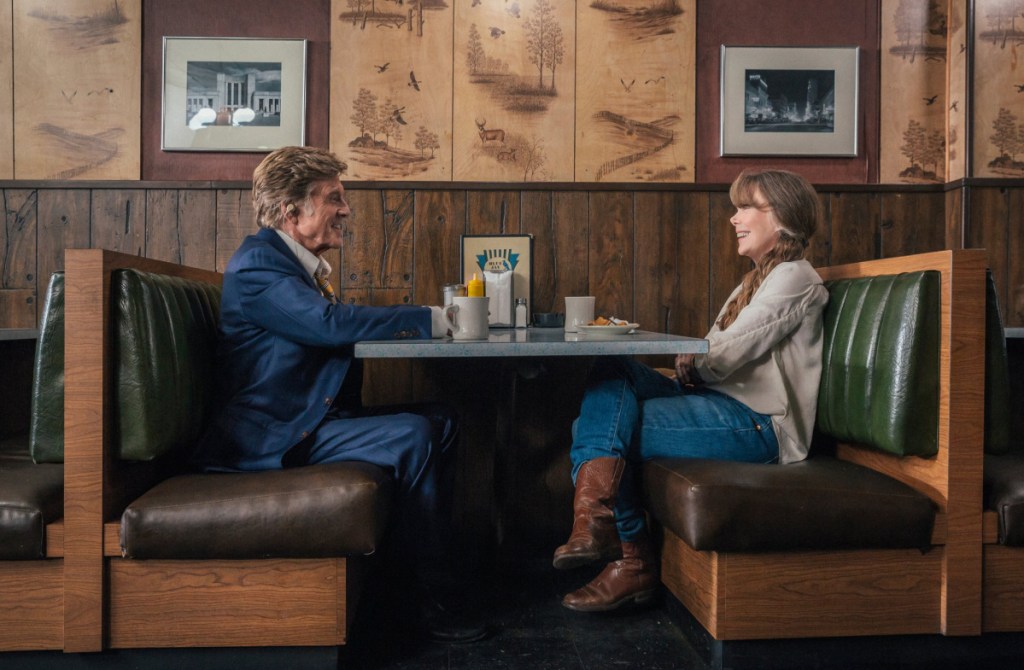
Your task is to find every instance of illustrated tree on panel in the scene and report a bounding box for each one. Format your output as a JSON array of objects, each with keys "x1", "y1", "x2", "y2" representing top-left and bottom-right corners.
[
  {"x1": 524, "y1": 0, "x2": 557, "y2": 89},
  {"x1": 351, "y1": 88, "x2": 379, "y2": 140},
  {"x1": 924, "y1": 129, "x2": 945, "y2": 176},
  {"x1": 901, "y1": 119, "x2": 927, "y2": 168},
  {"x1": 545, "y1": 21, "x2": 564, "y2": 92},
  {"x1": 467, "y1": 24, "x2": 485, "y2": 75},
  {"x1": 892, "y1": 0, "x2": 942, "y2": 48},
  {"x1": 982, "y1": 1, "x2": 1024, "y2": 47},
  {"x1": 991, "y1": 107, "x2": 1020, "y2": 159},
  {"x1": 415, "y1": 126, "x2": 440, "y2": 157}
]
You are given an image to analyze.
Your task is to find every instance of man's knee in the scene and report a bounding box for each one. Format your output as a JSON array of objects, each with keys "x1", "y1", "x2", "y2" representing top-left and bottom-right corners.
[{"x1": 383, "y1": 413, "x2": 434, "y2": 452}]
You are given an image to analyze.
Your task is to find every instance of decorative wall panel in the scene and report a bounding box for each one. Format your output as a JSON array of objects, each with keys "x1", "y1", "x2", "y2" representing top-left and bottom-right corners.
[
  {"x1": 0, "y1": 0, "x2": 12, "y2": 179},
  {"x1": 330, "y1": 0, "x2": 453, "y2": 181},
  {"x1": 330, "y1": 1, "x2": 694, "y2": 183},
  {"x1": 880, "y1": 0, "x2": 948, "y2": 183},
  {"x1": 453, "y1": 0, "x2": 576, "y2": 182},
  {"x1": 575, "y1": 0, "x2": 695, "y2": 183},
  {"x1": 13, "y1": 0, "x2": 140, "y2": 179},
  {"x1": 945, "y1": 0, "x2": 968, "y2": 181},
  {"x1": 973, "y1": 0, "x2": 1024, "y2": 178}
]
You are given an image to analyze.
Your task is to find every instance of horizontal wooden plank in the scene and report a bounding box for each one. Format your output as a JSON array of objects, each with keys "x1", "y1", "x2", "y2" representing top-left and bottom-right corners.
[
  {"x1": 983, "y1": 544, "x2": 1024, "y2": 632},
  {"x1": 716, "y1": 548, "x2": 942, "y2": 639},
  {"x1": 0, "y1": 288, "x2": 36, "y2": 329},
  {"x1": 108, "y1": 558, "x2": 348, "y2": 648},
  {"x1": 104, "y1": 521, "x2": 121, "y2": 557},
  {"x1": 45, "y1": 520, "x2": 64, "y2": 558},
  {"x1": 660, "y1": 530, "x2": 943, "y2": 640},
  {"x1": 984, "y1": 510, "x2": 999, "y2": 545},
  {"x1": 0, "y1": 560, "x2": 64, "y2": 651}
]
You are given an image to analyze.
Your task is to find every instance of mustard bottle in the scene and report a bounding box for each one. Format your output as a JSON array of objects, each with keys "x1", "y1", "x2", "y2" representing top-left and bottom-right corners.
[{"x1": 467, "y1": 273, "x2": 484, "y2": 297}]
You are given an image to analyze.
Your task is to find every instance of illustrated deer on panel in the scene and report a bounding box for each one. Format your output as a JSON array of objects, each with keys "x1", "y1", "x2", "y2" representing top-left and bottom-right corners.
[{"x1": 453, "y1": 0, "x2": 577, "y2": 181}]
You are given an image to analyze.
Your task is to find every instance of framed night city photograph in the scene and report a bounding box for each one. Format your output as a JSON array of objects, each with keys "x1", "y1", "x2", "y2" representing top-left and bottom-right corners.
[
  {"x1": 161, "y1": 37, "x2": 307, "y2": 152},
  {"x1": 720, "y1": 45, "x2": 859, "y2": 157}
]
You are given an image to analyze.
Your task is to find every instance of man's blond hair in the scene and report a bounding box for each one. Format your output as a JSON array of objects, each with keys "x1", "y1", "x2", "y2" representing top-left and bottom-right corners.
[{"x1": 252, "y1": 146, "x2": 348, "y2": 230}]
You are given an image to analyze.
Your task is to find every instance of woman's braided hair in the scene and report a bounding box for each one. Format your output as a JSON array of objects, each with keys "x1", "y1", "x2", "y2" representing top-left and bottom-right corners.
[{"x1": 716, "y1": 169, "x2": 821, "y2": 330}]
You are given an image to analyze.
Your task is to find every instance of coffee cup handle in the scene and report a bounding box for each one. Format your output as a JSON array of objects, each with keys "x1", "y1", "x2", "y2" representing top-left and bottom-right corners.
[{"x1": 444, "y1": 305, "x2": 459, "y2": 333}]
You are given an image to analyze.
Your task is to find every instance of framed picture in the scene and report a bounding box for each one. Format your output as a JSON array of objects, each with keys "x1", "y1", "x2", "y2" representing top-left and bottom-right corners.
[
  {"x1": 162, "y1": 37, "x2": 307, "y2": 152},
  {"x1": 461, "y1": 235, "x2": 533, "y2": 328},
  {"x1": 720, "y1": 45, "x2": 859, "y2": 157}
]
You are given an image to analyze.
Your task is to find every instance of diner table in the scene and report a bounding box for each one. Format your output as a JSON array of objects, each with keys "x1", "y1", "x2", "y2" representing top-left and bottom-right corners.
[
  {"x1": 354, "y1": 326, "x2": 708, "y2": 358},
  {"x1": 355, "y1": 327, "x2": 708, "y2": 551}
]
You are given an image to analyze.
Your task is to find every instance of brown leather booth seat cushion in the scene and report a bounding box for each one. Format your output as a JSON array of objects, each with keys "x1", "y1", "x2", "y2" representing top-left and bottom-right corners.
[
  {"x1": 120, "y1": 461, "x2": 393, "y2": 560},
  {"x1": 642, "y1": 457, "x2": 935, "y2": 552},
  {"x1": 0, "y1": 437, "x2": 63, "y2": 559},
  {"x1": 984, "y1": 453, "x2": 1024, "y2": 546}
]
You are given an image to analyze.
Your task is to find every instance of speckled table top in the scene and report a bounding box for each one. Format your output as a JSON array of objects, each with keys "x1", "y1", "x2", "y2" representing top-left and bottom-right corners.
[{"x1": 354, "y1": 328, "x2": 708, "y2": 358}]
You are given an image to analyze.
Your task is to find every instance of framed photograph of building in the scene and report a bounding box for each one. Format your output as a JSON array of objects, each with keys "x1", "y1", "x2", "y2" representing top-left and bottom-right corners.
[
  {"x1": 161, "y1": 37, "x2": 307, "y2": 152},
  {"x1": 720, "y1": 45, "x2": 859, "y2": 157}
]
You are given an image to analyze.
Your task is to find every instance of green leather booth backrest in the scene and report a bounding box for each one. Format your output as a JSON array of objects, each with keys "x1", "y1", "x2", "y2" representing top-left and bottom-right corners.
[
  {"x1": 29, "y1": 269, "x2": 222, "y2": 463},
  {"x1": 818, "y1": 271, "x2": 940, "y2": 458},
  {"x1": 984, "y1": 269, "x2": 1015, "y2": 454},
  {"x1": 113, "y1": 270, "x2": 221, "y2": 462},
  {"x1": 29, "y1": 272, "x2": 65, "y2": 464}
]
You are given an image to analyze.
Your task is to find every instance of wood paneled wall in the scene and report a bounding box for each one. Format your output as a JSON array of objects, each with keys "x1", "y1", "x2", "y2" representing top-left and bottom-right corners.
[
  {"x1": 2, "y1": 183, "x2": 986, "y2": 331},
  {"x1": 3, "y1": 181, "x2": 1020, "y2": 549},
  {"x1": 967, "y1": 186, "x2": 1024, "y2": 327}
]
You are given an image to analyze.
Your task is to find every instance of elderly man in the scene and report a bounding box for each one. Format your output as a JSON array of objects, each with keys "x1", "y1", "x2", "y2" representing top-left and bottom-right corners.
[{"x1": 196, "y1": 145, "x2": 484, "y2": 643}]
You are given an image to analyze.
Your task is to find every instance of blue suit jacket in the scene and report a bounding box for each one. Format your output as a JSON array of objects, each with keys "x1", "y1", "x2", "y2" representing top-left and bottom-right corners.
[{"x1": 195, "y1": 228, "x2": 431, "y2": 471}]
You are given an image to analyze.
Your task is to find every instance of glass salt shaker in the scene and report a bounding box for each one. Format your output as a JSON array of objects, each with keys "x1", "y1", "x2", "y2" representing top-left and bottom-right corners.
[{"x1": 515, "y1": 298, "x2": 528, "y2": 328}]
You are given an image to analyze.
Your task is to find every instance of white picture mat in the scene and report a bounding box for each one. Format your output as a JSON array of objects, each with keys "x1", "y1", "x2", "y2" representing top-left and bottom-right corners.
[
  {"x1": 162, "y1": 37, "x2": 307, "y2": 152},
  {"x1": 720, "y1": 45, "x2": 859, "y2": 157}
]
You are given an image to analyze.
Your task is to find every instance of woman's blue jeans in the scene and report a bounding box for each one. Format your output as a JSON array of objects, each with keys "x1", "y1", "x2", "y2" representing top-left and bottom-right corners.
[{"x1": 570, "y1": 357, "x2": 779, "y2": 542}]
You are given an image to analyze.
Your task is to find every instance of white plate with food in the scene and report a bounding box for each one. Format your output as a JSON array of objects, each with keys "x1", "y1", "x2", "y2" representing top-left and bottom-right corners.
[{"x1": 576, "y1": 323, "x2": 640, "y2": 335}]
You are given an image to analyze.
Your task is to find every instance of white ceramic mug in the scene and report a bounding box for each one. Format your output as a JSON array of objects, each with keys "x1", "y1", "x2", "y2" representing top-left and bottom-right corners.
[
  {"x1": 446, "y1": 296, "x2": 490, "y2": 340},
  {"x1": 564, "y1": 296, "x2": 596, "y2": 333}
]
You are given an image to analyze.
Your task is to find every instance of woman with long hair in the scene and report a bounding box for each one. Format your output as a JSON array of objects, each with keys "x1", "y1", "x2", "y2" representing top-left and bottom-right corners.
[{"x1": 555, "y1": 168, "x2": 829, "y2": 612}]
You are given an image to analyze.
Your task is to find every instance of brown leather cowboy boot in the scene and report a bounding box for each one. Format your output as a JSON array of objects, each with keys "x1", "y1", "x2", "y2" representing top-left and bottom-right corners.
[
  {"x1": 552, "y1": 457, "x2": 625, "y2": 570},
  {"x1": 561, "y1": 535, "x2": 658, "y2": 612}
]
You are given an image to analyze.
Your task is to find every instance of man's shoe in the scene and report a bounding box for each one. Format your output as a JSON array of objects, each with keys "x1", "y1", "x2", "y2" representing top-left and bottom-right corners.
[
  {"x1": 418, "y1": 592, "x2": 489, "y2": 644},
  {"x1": 552, "y1": 457, "x2": 625, "y2": 570},
  {"x1": 561, "y1": 536, "x2": 658, "y2": 612}
]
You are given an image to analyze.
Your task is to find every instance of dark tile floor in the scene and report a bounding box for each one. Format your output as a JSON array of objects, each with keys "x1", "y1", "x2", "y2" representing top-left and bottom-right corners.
[
  {"x1": 342, "y1": 557, "x2": 710, "y2": 670},
  {"x1": 341, "y1": 555, "x2": 1024, "y2": 670}
]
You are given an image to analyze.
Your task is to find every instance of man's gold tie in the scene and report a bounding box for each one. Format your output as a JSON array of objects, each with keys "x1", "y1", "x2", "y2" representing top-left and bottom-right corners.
[{"x1": 314, "y1": 268, "x2": 337, "y2": 304}]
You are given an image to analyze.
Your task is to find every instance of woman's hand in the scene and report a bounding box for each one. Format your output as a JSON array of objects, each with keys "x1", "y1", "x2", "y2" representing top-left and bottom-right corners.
[{"x1": 674, "y1": 354, "x2": 702, "y2": 386}]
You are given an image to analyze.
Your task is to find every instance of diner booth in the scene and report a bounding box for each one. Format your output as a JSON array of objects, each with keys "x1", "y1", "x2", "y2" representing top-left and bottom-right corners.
[{"x1": 1, "y1": 1, "x2": 1023, "y2": 668}]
